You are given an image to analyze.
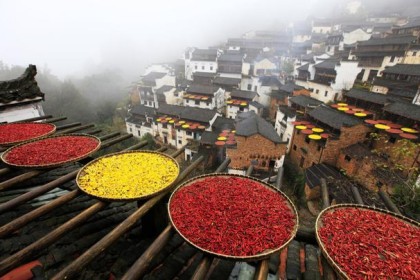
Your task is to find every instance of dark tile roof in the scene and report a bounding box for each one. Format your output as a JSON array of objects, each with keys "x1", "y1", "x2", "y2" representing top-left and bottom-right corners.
[
  {"x1": 230, "y1": 90, "x2": 257, "y2": 100},
  {"x1": 353, "y1": 50, "x2": 406, "y2": 57},
  {"x1": 279, "y1": 83, "x2": 305, "y2": 94},
  {"x1": 394, "y1": 19, "x2": 420, "y2": 29},
  {"x1": 308, "y1": 105, "x2": 362, "y2": 130},
  {"x1": 157, "y1": 104, "x2": 218, "y2": 123},
  {"x1": 270, "y1": 90, "x2": 289, "y2": 99},
  {"x1": 129, "y1": 105, "x2": 156, "y2": 116},
  {"x1": 0, "y1": 65, "x2": 45, "y2": 104},
  {"x1": 212, "y1": 116, "x2": 235, "y2": 131},
  {"x1": 193, "y1": 72, "x2": 216, "y2": 78},
  {"x1": 297, "y1": 63, "x2": 310, "y2": 71},
  {"x1": 141, "y1": 72, "x2": 167, "y2": 85},
  {"x1": 305, "y1": 163, "x2": 342, "y2": 189},
  {"x1": 187, "y1": 84, "x2": 219, "y2": 95},
  {"x1": 249, "y1": 101, "x2": 264, "y2": 109},
  {"x1": 344, "y1": 88, "x2": 396, "y2": 105},
  {"x1": 213, "y1": 76, "x2": 241, "y2": 86},
  {"x1": 373, "y1": 77, "x2": 419, "y2": 90},
  {"x1": 383, "y1": 102, "x2": 420, "y2": 122},
  {"x1": 382, "y1": 64, "x2": 420, "y2": 76},
  {"x1": 278, "y1": 105, "x2": 296, "y2": 118},
  {"x1": 314, "y1": 60, "x2": 338, "y2": 70},
  {"x1": 155, "y1": 85, "x2": 174, "y2": 95},
  {"x1": 191, "y1": 49, "x2": 218, "y2": 61},
  {"x1": 289, "y1": 95, "x2": 323, "y2": 108},
  {"x1": 235, "y1": 111, "x2": 282, "y2": 143},
  {"x1": 357, "y1": 35, "x2": 416, "y2": 46},
  {"x1": 156, "y1": 104, "x2": 185, "y2": 117},
  {"x1": 388, "y1": 89, "x2": 417, "y2": 99},
  {"x1": 200, "y1": 131, "x2": 218, "y2": 145},
  {"x1": 341, "y1": 143, "x2": 372, "y2": 160},
  {"x1": 219, "y1": 53, "x2": 244, "y2": 63},
  {"x1": 259, "y1": 76, "x2": 282, "y2": 87}
]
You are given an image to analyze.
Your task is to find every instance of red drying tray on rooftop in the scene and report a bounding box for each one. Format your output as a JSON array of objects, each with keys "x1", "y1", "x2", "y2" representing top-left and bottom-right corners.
[
  {"x1": 316, "y1": 204, "x2": 420, "y2": 280},
  {"x1": 399, "y1": 133, "x2": 418, "y2": 140},
  {"x1": 168, "y1": 174, "x2": 298, "y2": 261},
  {"x1": 1, "y1": 134, "x2": 101, "y2": 169},
  {"x1": 0, "y1": 122, "x2": 56, "y2": 146}
]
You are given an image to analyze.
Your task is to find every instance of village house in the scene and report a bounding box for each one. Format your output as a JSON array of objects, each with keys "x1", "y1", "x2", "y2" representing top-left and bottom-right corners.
[
  {"x1": 392, "y1": 18, "x2": 420, "y2": 36},
  {"x1": 371, "y1": 64, "x2": 420, "y2": 103},
  {"x1": 226, "y1": 111, "x2": 287, "y2": 174},
  {"x1": 274, "y1": 106, "x2": 296, "y2": 152},
  {"x1": 0, "y1": 65, "x2": 45, "y2": 122},
  {"x1": 268, "y1": 83, "x2": 309, "y2": 120},
  {"x1": 350, "y1": 35, "x2": 418, "y2": 82},
  {"x1": 289, "y1": 105, "x2": 371, "y2": 171},
  {"x1": 312, "y1": 19, "x2": 333, "y2": 34},
  {"x1": 192, "y1": 72, "x2": 216, "y2": 85},
  {"x1": 137, "y1": 71, "x2": 176, "y2": 108},
  {"x1": 183, "y1": 84, "x2": 225, "y2": 112},
  {"x1": 225, "y1": 90, "x2": 261, "y2": 119},
  {"x1": 125, "y1": 105, "x2": 156, "y2": 138},
  {"x1": 295, "y1": 59, "x2": 361, "y2": 103},
  {"x1": 184, "y1": 48, "x2": 219, "y2": 81}
]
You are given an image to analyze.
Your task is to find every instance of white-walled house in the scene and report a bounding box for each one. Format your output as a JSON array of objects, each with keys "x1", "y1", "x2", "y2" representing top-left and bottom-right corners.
[
  {"x1": 295, "y1": 59, "x2": 361, "y2": 103},
  {"x1": 342, "y1": 28, "x2": 372, "y2": 46},
  {"x1": 0, "y1": 65, "x2": 45, "y2": 123},
  {"x1": 183, "y1": 84, "x2": 226, "y2": 112},
  {"x1": 226, "y1": 90, "x2": 260, "y2": 119},
  {"x1": 125, "y1": 105, "x2": 156, "y2": 138},
  {"x1": 184, "y1": 48, "x2": 218, "y2": 81},
  {"x1": 274, "y1": 106, "x2": 296, "y2": 152},
  {"x1": 138, "y1": 72, "x2": 176, "y2": 108}
]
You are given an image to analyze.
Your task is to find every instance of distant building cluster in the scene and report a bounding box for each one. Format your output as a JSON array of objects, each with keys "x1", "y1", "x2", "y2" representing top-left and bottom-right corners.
[{"x1": 125, "y1": 14, "x2": 420, "y2": 193}]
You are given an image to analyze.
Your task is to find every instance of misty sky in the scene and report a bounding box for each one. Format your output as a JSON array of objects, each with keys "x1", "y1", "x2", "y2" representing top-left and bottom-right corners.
[{"x1": 1, "y1": 0, "x2": 338, "y2": 79}]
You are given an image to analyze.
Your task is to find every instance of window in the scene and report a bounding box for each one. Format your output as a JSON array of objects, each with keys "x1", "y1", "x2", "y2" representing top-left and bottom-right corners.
[
  {"x1": 195, "y1": 65, "x2": 198, "y2": 70},
  {"x1": 413, "y1": 51, "x2": 417, "y2": 56},
  {"x1": 389, "y1": 136, "x2": 396, "y2": 144},
  {"x1": 210, "y1": 66, "x2": 213, "y2": 71},
  {"x1": 129, "y1": 128, "x2": 133, "y2": 132},
  {"x1": 138, "y1": 131, "x2": 141, "y2": 136},
  {"x1": 239, "y1": 107, "x2": 244, "y2": 111},
  {"x1": 247, "y1": 84, "x2": 252, "y2": 90},
  {"x1": 186, "y1": 131, "x2": 192, "y2": 136},
  {"x1": 254, "y1": 86, "x2": 258, "y2": 91},
  {"x1": 195, "y1": 100, "x2": 200, "y2": 105},
  {"x1": 345, "y1": 155, "x2": 352, "y2": 162},
  {"x1": 315, "y1": 89, "x2": 319, "y2": 94},
  {"x1": 305, "y1": 137, "x2": 310, "y2": 144},
  {"x1": 293, "y1": 145, "x2": 297, "y2": 151},
  {"x1": 162, "y1": 124, "x2": 167, "y2": 129},
  {"x1": 390, "y1": 56, "x2": 395, "y2": 63},
  {"x1": 325, "y1": 91, "x2": 328, "y2": 97},
  {"x1": 202, "y1": 66, "x2": 205, "y2": 70},
  {"x1": 299, "y1": 156, "x2": 305, "y2": 168},
  {"x1": 178, "y1": 140, "x2": 182, "y2": 144}
]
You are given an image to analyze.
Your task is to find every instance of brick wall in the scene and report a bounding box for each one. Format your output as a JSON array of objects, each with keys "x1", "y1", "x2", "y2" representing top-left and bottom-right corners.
[
  {"x1": 290, "y1": 124, "x2": 371, "y2": 172},
  {"x1": 269, "y1": 97, "x2": 288, "y2": 120},
  {"x1": 226, "y1": 134, "x2": 287, "y2": 171}
]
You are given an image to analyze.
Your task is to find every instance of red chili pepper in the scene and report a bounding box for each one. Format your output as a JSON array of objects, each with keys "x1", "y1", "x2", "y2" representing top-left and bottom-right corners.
[
  {"x1": 169, "y1": 176, "x2": 296, "y2": 257},
  {"x1": 319, "y1": 208, "x2": 420, "y2": 279},
  {"x1": 5, "y1": 135, "x2": 99, "y2": 166},
  {"x1": 0, "y1": 123, "x2": 55, "y2": 144}
]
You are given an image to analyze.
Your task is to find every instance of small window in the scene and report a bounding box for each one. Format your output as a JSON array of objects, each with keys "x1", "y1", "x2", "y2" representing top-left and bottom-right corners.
[
  {"x1": 178, "y1": 140, "x2": 182, "y2": 144},
  {"x1": 129, "y1": 128, "x2": 133, "y2": 132},
  {"x1": 162, "y1": 124, "x2": 167, "y2": 129},
  {"x1": 345, "y1": 155, "x2": 352, "y2": 162},
  {"x1": 201, "y1": 66, "x2": 205, "y2": 70},
  {"x1": 389, "y1": 136, "x2": 396, "y2": 144},
  {"x1": 138, "y1": 131, "x2": 141, "y2": 136},
  {"x1": 195, "y1": 100, "x2": 200, "y2": 105},
  {"x1": 286, "y1": 137, "x2": 290, "y2": 143},
  {"x1": 390, "y1": 56, "x2": 395, "y2": 63},
  {"x1": 413, "y1": 51, "x2": 417, "y2": 56},
  {"x1": 210, "y1": 66, "x2": 213, "y2": 70},
  {"x1": 195, "y1": 65, "x2": 198, "y2": 70},
  {"x1": 186, "y1": 131, "x2": 192, "y2": 136},
  {"x1": 247, "y1": 84, "x2": 252, "y2": 90},
  {"x1": 325, "y1": 91, "x2": 328, "y2": 97},
  {"x1": 305, "y1": 137, "x2": 310, "y2": 144},
  {"x1": 315, "y1": 89, "x2": 319, "y2": 94},
  {"x1": 254, "y1": 85, "x2": 258, "y2": 91},
  {"x1": 293, "y1": 145, "x2": 297, "y2": 151}
]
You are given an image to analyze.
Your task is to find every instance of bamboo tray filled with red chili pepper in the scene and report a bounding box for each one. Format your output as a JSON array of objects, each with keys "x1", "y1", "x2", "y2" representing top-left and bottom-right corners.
[
  {"x1": 76, "y1": 150, "x2": 180, "y2": 201},
  {"x1": 1, "y1": 134, "x2": 101, "y2": 169},
  {"x1": 316, "y1": 204, "x2": 420, "y2": 279},
  {"x1": 168, "y1": 174, "x2": 299, "y2": 261},
  {"x1": 0, "y1": 122, "x2": 56, "y2": 146}
]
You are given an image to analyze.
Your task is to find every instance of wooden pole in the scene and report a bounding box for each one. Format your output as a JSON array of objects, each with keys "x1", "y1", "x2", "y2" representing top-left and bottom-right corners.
[
  {"x1": 45, "y1": 116, "x2": 67, "y2": 123},
  {"x1": 254, "y1": 259, "x2": 269, "y2": 280},
  {"x1": 10, "y1": 115, "x2": 53, "y2": 123},
  {"x1": 56, "y1": 123, "x2": 95, "y2": 135},
  {"x1": 246, "y1": 165, "x2": 254, "y2": 176},
  {"x1": 121, "y1": 225, "x2": 174, "y2": 280},
  {"x1": 0, "y1": 201, "x2": 108, "y2": 276},
  {"x1": 55, "y1": 122, "x2": 81, "y2": 130},
  {"x1": 320, "y1": 178, "x2": 330, "y2": 209},
  {"x1": 378, "y1": 189, "x2": 402, "y2": 215},
  {"x1": 51, "y1": 156, "x2": 204, "y2": 280},
  {"x1": 191, "y1": 256, "x2": 214, "y2": 280},
  {"x1": 215, "y1": 157, "x2": 231, "y2": 173}
]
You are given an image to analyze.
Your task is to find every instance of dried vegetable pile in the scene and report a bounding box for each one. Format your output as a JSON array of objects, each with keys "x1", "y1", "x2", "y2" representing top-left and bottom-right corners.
[
  {"x1": 3, "y1": 135, "x2": 100, "y2": 167},
  {"x1": 317, "y1": 206, "x2": 420, "y2": 279},
  {"x1": 77, "y1": 151, "x2": 179, "y2": 200},
  {"x1": 0, "y1": 123, "x2": 55, "y2": 145},
  {"x1": 169, "y1": 175, "x2": 297, "y2": 258}
]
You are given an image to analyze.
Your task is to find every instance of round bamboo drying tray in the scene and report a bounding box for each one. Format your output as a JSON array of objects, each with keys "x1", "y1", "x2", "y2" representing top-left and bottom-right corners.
[
  {"x1": 76, "y1": 150, "x2": 180, "y2": 202},
  {"x1": 168, "y1": 173, "x2": 299, "y2": 261},
  {"x1": 315, "y1": 204, "x2": 420, "y2": 279},
  {"x1": 0, "y1": 122, "x2": 56, "y2": 146},
  {"x1": 1, "y1": 133, "x2": 101, "y2": 169}
]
